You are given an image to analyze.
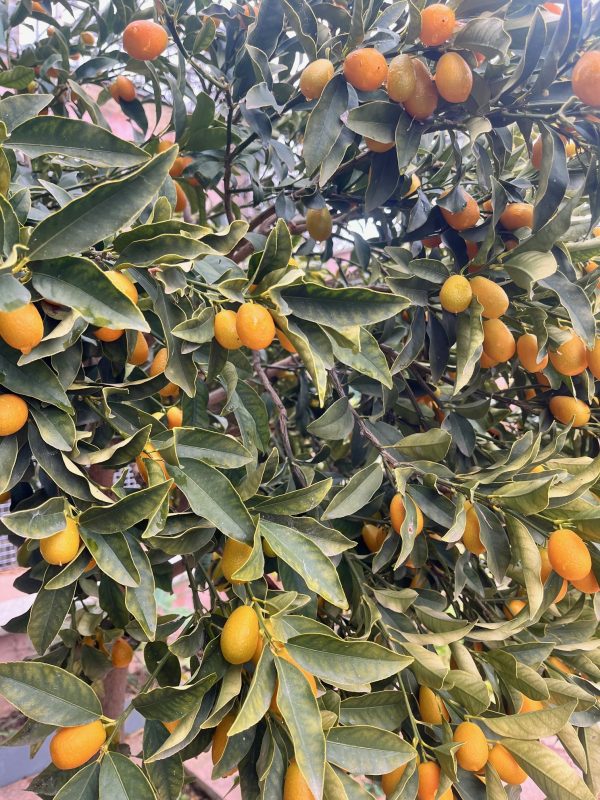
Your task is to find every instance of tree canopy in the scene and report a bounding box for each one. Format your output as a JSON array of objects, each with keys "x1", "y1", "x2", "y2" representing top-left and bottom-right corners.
[{"x1": 0, "y1": 0, "x2": 599, "y2": 798}]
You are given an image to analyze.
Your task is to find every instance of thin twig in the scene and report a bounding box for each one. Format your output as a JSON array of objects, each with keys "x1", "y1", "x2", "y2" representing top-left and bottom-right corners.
[{"x1": 252, "y1": 350, "x2": 306, "y2": 487}]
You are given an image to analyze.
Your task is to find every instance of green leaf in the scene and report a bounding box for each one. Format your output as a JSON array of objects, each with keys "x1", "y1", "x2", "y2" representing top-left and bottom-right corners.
[
  {"x1": 7, "y1": 117, "x2": 148, "y2": 168},
  {"x1": 143, "y1": 721, "x2": 184, "y2": 800},
  {"x1": 260, "y1": 520, "x2": 347, "y2": 608},
  {"x1": 329, "y1": 328, "x2": 393, "y2": 389},
  {"x1": 346, "y1": 101, "x2": 401, "y2": 141},
  {"x1": 2, "y1": 496, "x2": 67, "y2": 539},
  {"x1": 28, "y1": 579, "x2": 76, "y2": 655},
  {"x1": 55, "y1": 763, "x2": 101, "y2": 800},
  {"x1": 395, "y1": 430, "x2": 451, "y2": 461},
  {"x1": 0, "y1": 661, "x2": 102, "y2": 726},
  {"x1": 303, "y1": 75, "x2": 348, "y2": 176},
  {"x1": 327, "y1": 726, "x2": 415, "y2": 776},
  {"x1": 323, "y1": 462, "x2": 383, "y2": 520},
  {"x1": 275, "y1": 655, "x2": 325, "y2": 800},
  {"x1": 79, "y1": 482, "x2": 172, "y2": 534},
  {"x1": 285, "y1": 634, "x2": 412, "y2": 688},
  {"x1": 0, "y1": 340, "x2": 70, "y2": 412},
  {"x1": 483, "y1": 702, "x2": 576, "y2": 739},
  {"x1": 504, "y1": 250, "x2": 557, "y2": 291},
  {"x1": 99, "y1": 752, "x2": 157, "y2": 800},
  {"x1": 278, "y1": 283, "x2": 407, "y2": 327},
  {"x1": 229, "y1": 648, "x2": 276, "y2": 736},
  {"x1": 132, "y1": 675, "x2": 216, "y2": 721},
  {"x1": 170, "y1": 460, "x2": 255, "y2": 544},
  {"x1": 31, "y1": 258, "x2": 149, "y2": 332},
  {"x1": 483, "y1": 650, "x2": 549, "y2": 701},
  {"x1": 27, "y1": 147, "x2": 177, "y2": 260},
  {"x1": 250, "y1": 479, "x2": 332, "y2": 515},
  {"x1": 253, "y1": 218, "x2": 293, "y2": 283},
  {"x1": 0, "y1": 66, "x2": 35, "y2": 89},
  {"x1": 0, "y1": 93, "x2": 52, "y2": 132},
  {"x1": 79, "y1": 529, "x2": 140, "y2": 588},
  {"x1": 505, "y1": 515, "x2": 544, "y2": 617},
  {"x1": 339, "y1": 691, "x2": 406, "y2": 730},
  {"x1": 453, "y1": 17, "x2": 511, "y2": 59},
  {"x1": 502, "y1": 739, "x2": 595, "y2": 800},
  {"x1": 454, "y1": 302, "x2": 484, "y2": 395},
  {"x1": 173, "y1": 427, "x2": 253, "y2": 469},
  {"x1": 125, "y1": 534, "x2": 158, "y2": 640},
  {"x1": 306, "y1": 398, "x2": 354, "y2": 440}
]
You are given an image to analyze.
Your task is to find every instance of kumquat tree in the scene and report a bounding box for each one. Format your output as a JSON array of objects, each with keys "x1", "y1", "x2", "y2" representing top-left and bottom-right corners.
[{"x1": 0, "y1": 0, "x2": 600, "y2": 797}]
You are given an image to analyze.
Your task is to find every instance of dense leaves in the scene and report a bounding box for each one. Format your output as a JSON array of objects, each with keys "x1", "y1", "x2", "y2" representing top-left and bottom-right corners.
[{"x1": 0, "y1": 0, "x2": 598, "y2": 799}]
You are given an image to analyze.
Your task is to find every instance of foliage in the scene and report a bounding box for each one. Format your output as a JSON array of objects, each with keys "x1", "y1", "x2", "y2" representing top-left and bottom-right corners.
[{"x1": 0, "y1": 0, "x2": 599, "y2": 798}]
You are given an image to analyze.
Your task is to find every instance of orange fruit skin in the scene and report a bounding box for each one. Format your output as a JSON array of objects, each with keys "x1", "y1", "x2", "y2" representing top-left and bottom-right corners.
[
  {"x1": 403, "y1": 59, "x2": 438, "y2": 120},
  {"x1": 469, "y1": 276, "x2": 509, "y2": 319},
  {"x1": 423, "y1": 235, "x2": 442, "y2": 248},
  {"x1": 549, "y1": 396, "x2": 590, "y2": 427},
  {"x1": 417, "y1": 761, "x2": 452, "y2": 800},
  {"x1": 109, "y1": 76, "x2": 137, "y2": 102},
  {"x1": 128, "y1": 332, "x2": 149, "y2": 366},
  {"x1": 439, "y1": 275, "x2": 472, "y2": 313},
  {"x1": 517, "y1": 333, "x2": 548, "y2": 372},
  {"x1": 284, "y1": 760, "x2": 315, "y2": 800},
  {"x1": 40, "y1": 517, "x2": 81, "y2": 565},
  {"x1": 571, "y1": 570, "x2": 600, "y2": 593},
  {"x1": 382, "y1": 763, "x2": 408, "y2": 796},
  {"x1": 166, "y1": 406, "x2": 183, "y2": 429},
  {"x1": 531, "y1": 134, "x2": 573, "y2": 170},
  {"x1": 214, "y1": 309, "x2": 242, "y2": 350},
  {"x1": 212, "y1": 712, "x2": 236, "y2": 765},
  {"x1": 572, "y1": 51, "x2": 600, "y2": 107},
  {"x1": 236, "y1": 303, "x2": 276, "y2": 350},
  {"x1": 453, "y1": 721, "x2": 489, "y2": 772},
  {"x1": 123, "y1": 20, "x2": 168, "y2": 61},
  {"x1": 111, "y1": 638, "x2": 134, "y2": 668},
  {"x1": 435, "y1": 52, "x2": 473, "y2": 103},
  {"x1": 221, "y1": 605, "x2": 260, "y2": 664},
  {"x1": 136, "y1": 443, "x2": 169, "y2": 483},
  {"x1": 505, "y1": 599, "x2": 526, "y2": 619},
  {"x1": 419, "y1": 686, "x2": 450, "y2": 724},
  {"x1": 499, "y1": 202, "x2": 534, "y2": 230},
  {"x1": 50, "y1": 720, "x2": 106, "y2": 771},
  {"x1": 343, "y1": 48, "x2": 388, "y2": 92},
  {"x1": 547, "y1": 529, "x2": 591, "y2": 581},
  {"x1": 387, "y1": 54, "x2": 417, "y2": 103},
  {"x1": 300, "y1": 59, "x2": 335, "y2": 100},
  {"x1": 463, "y1": 501, "x2": 485, "y2": 555},
  {"x1": 482, "y1": 319, "x2": 516, "y2": 363},
  {"x1": 365, "y1": 137, "x2": 395, "y2": 153},
  {"x1": 488, "y1": 744, "x2": 527, "y2": 785},
  {"x1": 548, "y1": 333, "x2": 586, "y2": 376},
  {"x1": 0, "y1": 394, "x2": 29, "y2": 436},
  {"x1": 276, "y1": 328, "x2": 297, "y2": 353},
  {"x1": 390, "y1": 493, "x2": 424, "y2": 535},
  {"x1": 539, "y1": 546, "x2": 567, "y2": 602},
  {"x1": 362, "y1": 523, "x2": 386, "y2": 553},
  {"x1": 480, "y1": 350, "x2": 498, "y2": 368},
  {"x1": 519, "y1": 694, "x2": 544, "y2": 713},
  {"x1": 0, "y1": 303, "x2": 44, "y2": 354},
  {"x1": 440, "y1": 190, "x2": 480, "y2": 231},
  {"x1": 164, "y1": 719, "x2": 180, "y2": 734},
  {"x1": 80, "y1": 31, "x2": 95, "y2": 45},
  {"x1": 306, "y1": 207, "x2": 332, "y2": 241},
  {"x1": 586, "y1": 338, "x2": 600, "y2": 379},
  {"x1": 95, "y1": 271, "x2": 138, "y2": 341},
  {"x1": 420, "y1": 3, "x2": 456, "y2": 46},
  {"x1": 149, "y1": 347, "x2": 168, "y2": 377},
  {"x1": 221, "y1": 538, "x2": 253, "y2": 583},
  {"x1": 174, "y1": 182, "x2": 187, "y2": 212},
  {"x1": 170, "y1": 156, "x2": 193, "y2": 178}
]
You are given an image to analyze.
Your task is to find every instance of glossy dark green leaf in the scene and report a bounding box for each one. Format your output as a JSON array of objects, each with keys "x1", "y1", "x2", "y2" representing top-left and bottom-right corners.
[
  {"x1": 55, "y1": 763, "x2": 101, "y2": 800},
  {"x1": 323, "y1": 462, "x2": 383, "y2": 520},
  {"x1": 99, "y1": 752, "x2": 157, "y2": 800},
  {"x1": 79, "y1": 482, "x2": 172, "y2": 534},
  {"x1": 7, "y1": 117, "x2": 147, "y2": 167},
  {"x1": 278, "y1": 283, "x2": 408, "y2": 327},
  {"x1": 143, "y1": 721, "x2": 184, "y2": 800},
  {"x1": 27, "y1": 147, "x2": 177, "y2": 260},
  {"x1": 0, "y1": 93, "x2": 53, "y2": 131},
  {"x1": 502, "y1": 739, "x2": 595, "y2": 800},
  {"x1": 28, "y1": 579, "x2": 75, "y2": 655},
  {"x1": 173, "y1": 427, "x2": 253, "y2": 468}
]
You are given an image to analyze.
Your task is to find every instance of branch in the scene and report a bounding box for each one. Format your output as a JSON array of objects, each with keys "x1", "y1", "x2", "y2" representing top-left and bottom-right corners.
[{"x1": 252, "y1": 350, "x2": 306, "y2": 487}]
